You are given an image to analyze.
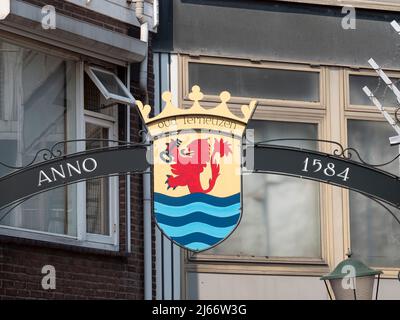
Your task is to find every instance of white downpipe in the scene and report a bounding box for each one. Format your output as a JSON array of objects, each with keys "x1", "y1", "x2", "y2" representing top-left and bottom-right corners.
[
  {"x1": 135, "y1": 0, "x2": 152, "y2": 301},
  {"x1": 126, "y1": 64, "x2": 131, "y2": 254},
  {"x1": 142, "y1": 28, "x2": 152, "y2": 300},
  {"x1": 153, "y1": 0, "x2": 160, "y2": 29}
]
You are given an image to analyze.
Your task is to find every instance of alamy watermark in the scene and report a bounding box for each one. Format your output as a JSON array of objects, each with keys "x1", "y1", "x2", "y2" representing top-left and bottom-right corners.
[
  {"x1": 342, "y1": 6, "x2": 356, "y2": 30},
  {"x1": 0, "y1": 1, "x2": 10, "y2": 21},
  {"x1": 41, "y1": 5, "x2": 56, "y2": 30},
  {"x1": 140, "y1": 127, "x2": 255, "y2": 176},
  {"x1": 341, "y1": 265, "x2": 356, "y2": 290},
  {"x1": 0, "y1": 3, "x2": 56, "y2": 30},
  {"x1": 41, "y1": 265, "x2": 56, "y2": 290}
]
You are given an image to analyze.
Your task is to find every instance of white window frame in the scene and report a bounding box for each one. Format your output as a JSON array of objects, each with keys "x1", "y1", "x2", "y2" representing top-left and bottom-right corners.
[
  {"x1": 80, "y1": 114, "x2": 119, "y2": 246},
  {"x1": 85, "y1": 65, "x2": 135, "y2": 105}
]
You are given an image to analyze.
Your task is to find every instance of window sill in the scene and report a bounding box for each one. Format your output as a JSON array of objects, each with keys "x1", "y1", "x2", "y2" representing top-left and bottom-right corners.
[
  {"x1": 185, "y1": 261, "x2": 330, "y2": 277},
  {"x1": 189, "y1": 251, "x2": 326, "y2": 265},
  {"x1": 186, "y1": 253, "x2": 330, "y2": 277},
  {"x1": 0, "y1": 228, "x2": 123, "y2": 257}
]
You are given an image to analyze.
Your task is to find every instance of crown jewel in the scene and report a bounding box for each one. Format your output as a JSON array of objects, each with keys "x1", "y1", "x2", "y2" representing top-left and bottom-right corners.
[{"x1": 136, "y1": 85, "x2": 258, "y2": 126}]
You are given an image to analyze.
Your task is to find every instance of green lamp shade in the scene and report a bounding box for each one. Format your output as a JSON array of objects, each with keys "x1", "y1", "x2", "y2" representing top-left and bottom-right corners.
[
  {"x1": 321, "y1": 258, "x2": 382, "y2": 300},
  {"x1": 321, "y1": 258, "x2": 382, "y2": 280}
]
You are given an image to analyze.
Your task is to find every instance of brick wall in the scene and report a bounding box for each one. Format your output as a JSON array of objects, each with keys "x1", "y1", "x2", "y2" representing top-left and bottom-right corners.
[{"x1": 0, "y1": 1, "x2": 154, "y2": 300}]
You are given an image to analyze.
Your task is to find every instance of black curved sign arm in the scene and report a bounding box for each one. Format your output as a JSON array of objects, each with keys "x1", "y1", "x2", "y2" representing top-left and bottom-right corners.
[
  {"x1": 1, "y1": 144, "x2": 400, "y2": 213},
  {"x1": 0, "y1": 145, "x2": 149, "y2": 211},
  {"x1": 251, "y1": 145, "x2": 400, "y2": 209}
]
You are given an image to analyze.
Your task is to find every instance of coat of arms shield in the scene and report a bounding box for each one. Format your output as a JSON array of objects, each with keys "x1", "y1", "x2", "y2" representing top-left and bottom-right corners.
[{"x1": 137, "y1": 86, "x2": 257, "y2": 251}]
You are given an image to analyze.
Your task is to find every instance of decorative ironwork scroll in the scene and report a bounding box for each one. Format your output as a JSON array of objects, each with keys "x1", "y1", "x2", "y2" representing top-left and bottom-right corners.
[
  {"x1": 250, "y1": 142, "x2": 400, "y2": 210},
  {"x1": 0, "y1": 143, "x2": 149, "y2": 211},
  {"x1": 1, "y1": 137, "x2": 400, "y2": 228}
]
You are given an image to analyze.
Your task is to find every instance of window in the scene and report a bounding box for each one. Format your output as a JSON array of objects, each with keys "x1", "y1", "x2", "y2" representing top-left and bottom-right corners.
[
  {"x1": 85, "y1": 66, "x2": 135, "y2": 105},
  {"x1": 0, "y1": 38, "x2": 128, "y2": 250},
  {"x1": 206, "y1": 120, "x2": 321, "y2": 258},
  {"x1": 85, "y1": 123, "x2": 111, "y2": 236},
  {"x1": 189, "y1": 62, "x2": 320, "y2": 103},
  {"x1": 83, "y1": 100, "x2": 118, "y2": 245},
  {"x1": 348, "y1": 74, "x2": 400, "y2": 108},
  {"x1": 183, "y1": 56, "x2": 326, "y2": 265},
  {"x1": 0, "y1": 39, "x2": 77, "y2": 237},
  {"x1": 181, "y1": 56, "x2": 400, "y2": 277},
  {"x1": 344, "y1": 70, "x2": 400, "y2": 272},
  {"x1": 347, "y1": 120, "x2": 400, "y2": 268},
  {"x1": 346, "y1": 90, "x2": 400, "y2": 271}
]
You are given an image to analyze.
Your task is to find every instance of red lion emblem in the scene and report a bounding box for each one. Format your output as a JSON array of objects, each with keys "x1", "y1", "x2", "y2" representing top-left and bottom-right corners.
[{"x1": 163, "y1": 138, "x2": 232, "y2": 194}]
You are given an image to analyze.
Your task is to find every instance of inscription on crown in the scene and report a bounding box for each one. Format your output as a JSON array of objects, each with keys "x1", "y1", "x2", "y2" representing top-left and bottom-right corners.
[{"x1": 136, "y1": 85, "x2": 258, "y2": 136}]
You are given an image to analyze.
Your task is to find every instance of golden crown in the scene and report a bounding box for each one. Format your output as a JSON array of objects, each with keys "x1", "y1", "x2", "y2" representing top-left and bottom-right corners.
[{"x1": 136, "y1": 85, "x2": 258, "y2": 126}]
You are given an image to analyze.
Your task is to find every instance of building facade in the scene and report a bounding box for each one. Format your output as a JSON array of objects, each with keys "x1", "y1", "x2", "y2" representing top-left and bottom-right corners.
[
  {"x1": 0, "y1": 0, "x2": 156, "y2": 299},
  {"x1": 152, "y1": 0, "x2": 400, "y2": 299},
  {"x1": 2, "y1": 0, "x2": 400, "y2": 301}
]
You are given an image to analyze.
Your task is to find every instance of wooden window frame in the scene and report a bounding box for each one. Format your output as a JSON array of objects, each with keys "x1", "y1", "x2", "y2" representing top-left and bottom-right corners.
[
  {"x1": 342, "y1": 68, "x2": 400, "y2": 278},
  {"x1": 180, "y1": 55, "x2": 400, "y2": 278},
  {"x1": 180, "y1": 55, "x2": 333, "y2": 276},
  {"x1": 344, "y1": 68, "x2": 400, "y2": 113},
  {"x1": 182, "y1": 55, "x2": 326, "y2": 111}
]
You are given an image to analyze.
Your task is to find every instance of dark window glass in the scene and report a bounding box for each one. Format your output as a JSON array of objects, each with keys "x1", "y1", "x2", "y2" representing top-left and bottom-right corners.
[
  {"x1": 349, "y1": 74, "x2": 400, "y2": 107},
  {"x1": 204, "y1": 120, "x2": 321, "y2": 258},
  {"x1": 348, "y1": 119, "x2": 400, "y2": 267},
  {"x1": 189, "y1": 63, "x2": 320, "y2": 102}
]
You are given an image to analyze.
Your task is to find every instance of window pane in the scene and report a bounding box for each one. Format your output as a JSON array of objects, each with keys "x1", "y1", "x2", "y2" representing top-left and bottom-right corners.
[
  {"x1": 85, "y1": 123, "x2": 110, "y2": 236},
  {"x1": 189, "y1": 63, "x2": 320, "y2": 102},
  {"x1": 92, "y1": 69, "x2": 129, "y2": 98},
  {"x1": 349, "y1": 74, "x2": 400, "y2": 107},
  {"x1": 84, "y1": 73, "x2": 114, "y2": 117},
  {"x1": 0, "y1": 40, "x2": 77, "y2": 236},
  {"x1": 347, "y1": 120, "x2": 400, "y2": 267},
  {"x1": 204, "y1": 120, "x2": 321, "y2": 258}
]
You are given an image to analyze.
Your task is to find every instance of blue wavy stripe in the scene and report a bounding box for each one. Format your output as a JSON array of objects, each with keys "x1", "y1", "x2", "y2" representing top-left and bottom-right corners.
[
  {"x1": 185, "y1": 242, "x2": 213, "y2": 251},
  {"x1": 154, "y1": 192, "x2": 240, "y2": 207},
  {"x1": 172, "y1": 233, "x2": 223, "y2": 246},
  {"x1": 156, "y1": 212, "x2": 240, "y2": 227},
  {"x1": 158, "y1": 222, "x2": 235, "y2": 238},
  {"x1": 155, "y1": 202, "x2": 240, "y2": 217}
]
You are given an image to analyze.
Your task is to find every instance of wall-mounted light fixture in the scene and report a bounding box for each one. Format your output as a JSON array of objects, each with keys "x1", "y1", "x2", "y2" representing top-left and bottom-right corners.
[{"x1": 321, "y1": 256, "x2": 382, "y2": 300}]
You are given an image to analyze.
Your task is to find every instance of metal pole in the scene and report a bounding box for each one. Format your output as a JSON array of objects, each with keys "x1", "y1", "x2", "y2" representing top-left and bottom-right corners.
[
  {"x1": 375, "y1": 274, "x2": 381, "y2": 300},
  {"x1": 323, "y1": 280, "x2": 333, "y2": 300}
]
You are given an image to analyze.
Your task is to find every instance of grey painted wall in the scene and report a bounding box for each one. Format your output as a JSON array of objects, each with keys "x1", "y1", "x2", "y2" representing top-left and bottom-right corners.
[
  {"x1": 187, "y1": 272, "x2": 400, "y2": 299},
  {"x1": 154, "y1": 0, "x2": 400, "y2": 69}
]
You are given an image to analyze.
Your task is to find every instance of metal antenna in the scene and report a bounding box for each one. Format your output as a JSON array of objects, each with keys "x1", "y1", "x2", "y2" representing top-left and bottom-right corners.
[
  {"x1": 363, "y1": 22, "x2": 400, "y2": 145},
  {"x1": 362, "y1": 86, "x2": 400, "y2": 145}
]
